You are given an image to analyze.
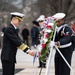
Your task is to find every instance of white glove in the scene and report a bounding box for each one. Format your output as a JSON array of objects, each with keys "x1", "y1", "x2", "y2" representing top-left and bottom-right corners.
[
  {"x1": 37, "y1": 44, "x2": 42, "y2": 51},
  {"x1": 50, "y1": 41, "x2": 55, "y2": 47}
]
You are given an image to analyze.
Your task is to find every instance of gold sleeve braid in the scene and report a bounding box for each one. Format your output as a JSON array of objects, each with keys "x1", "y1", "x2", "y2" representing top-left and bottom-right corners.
[{"x1": 19, "y1": 43, "x2": 29, "y2": 51}]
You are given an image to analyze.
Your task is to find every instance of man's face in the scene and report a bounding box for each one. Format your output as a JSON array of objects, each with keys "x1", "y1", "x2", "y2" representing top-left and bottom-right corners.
[
  {"x1": 38, "y1": 21, "x2": 43, "y2": 27},
  {"x1": 56, "y1": 19, "x2": 64, "y2": 27},
  {"x1": 12, "y1": 17, "x2": 22, "y2": 27}
]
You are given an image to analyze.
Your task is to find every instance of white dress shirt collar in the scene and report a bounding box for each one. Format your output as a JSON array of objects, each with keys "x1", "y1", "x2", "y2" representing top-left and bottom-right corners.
[{"x1": 11, "y1": 22, "x2": 17, "y2": 29}]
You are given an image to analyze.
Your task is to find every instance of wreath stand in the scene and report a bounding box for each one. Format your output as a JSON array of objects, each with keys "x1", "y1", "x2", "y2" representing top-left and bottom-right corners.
[{"x1": 45, "y1": 29, "x2": 74, "y2": 75}]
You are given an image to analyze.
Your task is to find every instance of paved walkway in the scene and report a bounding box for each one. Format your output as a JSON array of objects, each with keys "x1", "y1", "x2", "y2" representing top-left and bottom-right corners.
[{"x1": 0, "y1": 46, "x2": 75, "y2": 75}]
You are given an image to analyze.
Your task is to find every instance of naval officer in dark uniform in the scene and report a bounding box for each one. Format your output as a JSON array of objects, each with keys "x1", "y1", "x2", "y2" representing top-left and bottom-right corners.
[
  {"x1": 1, "y1": 12, "x2": 35, "y2": 75},
  {"x1": 50, "y1": 13, "x2": 74, "y2": 75}
]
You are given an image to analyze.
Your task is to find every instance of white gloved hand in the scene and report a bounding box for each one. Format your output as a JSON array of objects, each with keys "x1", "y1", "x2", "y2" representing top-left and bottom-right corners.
[
  {"x1": 37, "y1": 44, "x2": 42, "y2": 51},
  {"x1": 50, "y1": 41, "x2": 55, "y2": 47}
]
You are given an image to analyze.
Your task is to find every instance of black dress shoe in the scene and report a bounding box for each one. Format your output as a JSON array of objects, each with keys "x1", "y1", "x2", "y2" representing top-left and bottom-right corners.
[
  {"x1": 42, "y1": 66, "x2": 46, "y2": 68},
  {"x1": 38, "y1": 66, "x2": 46, "y2": 68},
  {"x1": 37, "y1": 66, "x2": 42, "y2": 68}
]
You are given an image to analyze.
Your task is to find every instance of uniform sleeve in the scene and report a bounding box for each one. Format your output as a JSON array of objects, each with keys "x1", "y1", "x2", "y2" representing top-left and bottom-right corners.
[
  {"x1": 59, "y1": 26, "x2": 73, "y2": 45},
  {"x1": 5, "y1": 28, "x2": 30, "y2": 53}
]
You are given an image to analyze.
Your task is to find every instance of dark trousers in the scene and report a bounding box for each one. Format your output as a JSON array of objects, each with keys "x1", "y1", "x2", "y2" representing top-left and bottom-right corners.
[
  {"x1": 23, "y1": 38, "x2": 29, "y2": 46},
  {"x1": 32, "y1": 38, "x2": 39, "y2": 46},
  {"x1": 1, "y1": 60, "x2": 15, "y2": 75},
  {"x1": 55, "y1": 50, "x2": 73, "y2": 75},
  {"x1": 39, "y1": 58, "x2": 46, "y2": 67}
]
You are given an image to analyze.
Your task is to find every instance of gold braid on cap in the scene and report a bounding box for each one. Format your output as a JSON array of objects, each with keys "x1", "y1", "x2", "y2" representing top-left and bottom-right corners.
[
  {"x1": 19, "y1": 43, "x2": 30, "y2": 52},
  {"x1": 15, "y1": 16, "x2": 23, "y2": 21}
]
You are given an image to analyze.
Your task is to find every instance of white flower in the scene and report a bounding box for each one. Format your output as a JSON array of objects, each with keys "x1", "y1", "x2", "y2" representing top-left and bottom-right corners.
[
  {"x1": 43, "y1": 38, "x2": 48, "y2": 43},
  {"x1": 37, "y1": 44, "x2": 42, "y2": 51},
  {"x1": 45, "y1": 29, "x2": 52, "y2": 33},
  {"x1": 48, "y1": 23, "x2": 54, "y2": 27}
]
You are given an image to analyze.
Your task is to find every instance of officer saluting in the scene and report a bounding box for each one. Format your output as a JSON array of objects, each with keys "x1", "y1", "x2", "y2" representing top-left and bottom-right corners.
[{"x1": 1, "y1": 12, "x2": 35, "y2": 75}]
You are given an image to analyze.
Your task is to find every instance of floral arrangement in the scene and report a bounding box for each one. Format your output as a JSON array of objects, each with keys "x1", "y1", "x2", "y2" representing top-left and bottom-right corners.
[{"x1": 39, "y1": 16, "x2": 56, "y2": 62}]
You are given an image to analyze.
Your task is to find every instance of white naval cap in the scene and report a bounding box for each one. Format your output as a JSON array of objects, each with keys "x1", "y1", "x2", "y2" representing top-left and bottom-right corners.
[
  {"x1": 10, "y1": 12, "x2": 24, "y2": 17},
  {"x1": 10, "y1": 12, "x2": 25, "y2": 21},
  {"x1": 36, "y1": 15, "x2": 45, "y2": 22},
  {"x1": 52, "y1": 13, "x2": 66, "y2": 21},
  {"x1": 39, "y1": 15, "x2": 45, "y2": 18}
]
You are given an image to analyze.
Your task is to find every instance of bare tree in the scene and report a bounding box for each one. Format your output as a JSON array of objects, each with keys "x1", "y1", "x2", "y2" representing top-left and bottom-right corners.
[{"x1": 37, "y1": 0, "x2": 75, "y2": 23}]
